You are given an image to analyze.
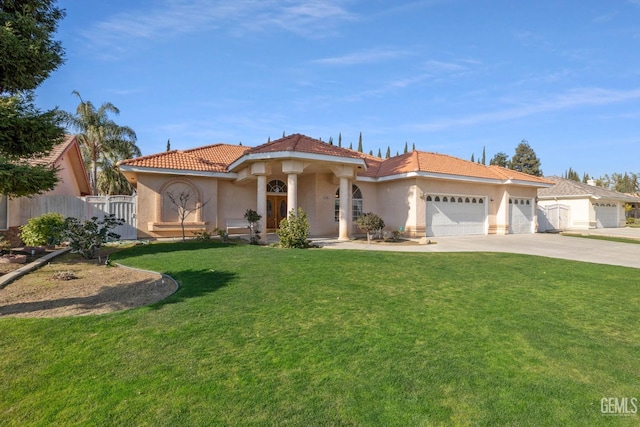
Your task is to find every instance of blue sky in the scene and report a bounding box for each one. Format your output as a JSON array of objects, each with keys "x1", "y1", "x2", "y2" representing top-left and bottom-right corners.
[{"x1": 36, "y1": 0, "x2": 640, "y2": 178}]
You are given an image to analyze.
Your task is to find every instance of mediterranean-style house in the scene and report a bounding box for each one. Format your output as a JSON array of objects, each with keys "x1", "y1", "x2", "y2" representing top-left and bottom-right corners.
[
  {"x1": 117, "y1": 133, "x2": 553, "y2": 240},
  {"x1": 0, "y1": 135, "x2": 91, "y2": 245},
  {"x1": 537, "y1": 177, "x2": 638, "y2": 231}
]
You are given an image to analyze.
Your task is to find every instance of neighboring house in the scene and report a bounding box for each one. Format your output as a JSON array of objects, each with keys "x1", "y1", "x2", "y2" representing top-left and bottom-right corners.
[
  {"x1": 0, "y1": 135, "x2": 91, "y2": 245},
  {"x1": 537, "y1": 177, "x2": 638, "y2": 231},
  {"x1": 117, "y1": 133, "x2": 553, "y2": 240}
]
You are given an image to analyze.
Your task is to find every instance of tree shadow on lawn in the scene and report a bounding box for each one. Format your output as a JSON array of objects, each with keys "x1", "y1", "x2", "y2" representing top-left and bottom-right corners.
[
  {"x1": 149, "y1": 269, "x2": 236, "y2": 310},
  {"x1": 112, "y1": 241, "x2": 241, "y2": 259},
  {"x1": 0, "y1": 277, "x2": 166, "y2": 317}
]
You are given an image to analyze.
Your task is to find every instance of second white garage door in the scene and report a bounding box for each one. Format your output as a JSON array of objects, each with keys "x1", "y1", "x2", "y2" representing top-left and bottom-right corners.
[
  {"x1": 509, "y1": 198, "x2": 534, "y2": 234},
  {"x1": 594, "y1": 202, "x2": 620, "y2": 228},
  {"x1": 426, "y1": 195, "x2": 487, "y2": 236}
]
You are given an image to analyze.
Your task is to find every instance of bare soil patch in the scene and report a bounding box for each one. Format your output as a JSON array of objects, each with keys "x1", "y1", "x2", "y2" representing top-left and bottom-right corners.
[{"x1": 0, "y1": 247, "x2": 176, "y2": 318}]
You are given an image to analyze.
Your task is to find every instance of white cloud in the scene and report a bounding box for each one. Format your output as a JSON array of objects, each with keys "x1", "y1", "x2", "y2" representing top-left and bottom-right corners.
[
  {"x1": 82, "y1": 0, "x2": 354, "y2": 55},
  {"x1": 312, "y1": 48, "x2": 412, "y2": 66},
  {"x1": 411, "y1": 87, "x2": 640, "y2": 131}
]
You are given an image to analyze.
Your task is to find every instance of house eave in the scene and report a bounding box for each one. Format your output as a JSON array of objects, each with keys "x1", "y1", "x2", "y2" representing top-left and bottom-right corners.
[
  {"x1": 229, "y1": 151, "x2": 367, "y2": 172},
  {"x1": 118, "y1": 165, "x2": 236, "y2": 179}
]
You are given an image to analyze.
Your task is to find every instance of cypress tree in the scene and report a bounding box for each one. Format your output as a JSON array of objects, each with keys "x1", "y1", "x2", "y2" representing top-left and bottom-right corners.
[
  {"x1": 385, "y1": 146, "x2": 391, "y2": 158},
  {"x1": 338, "y1": 132, "x2": 342, "y2": 147},
  {"x1": 404, "y1": 141, "x2": 408, "y2": 154},
  {"x1": 357, "y1": 132, "x2": 363, "y2": 152}
]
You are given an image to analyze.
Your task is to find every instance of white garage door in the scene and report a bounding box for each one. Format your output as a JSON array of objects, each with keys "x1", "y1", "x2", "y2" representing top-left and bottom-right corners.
[
  {"x1": 594, "y1": 203, "x2": 619, "y2": 228},
  {"x1": 509, "y1": 198, "x2": 534, "y2": 234},
  {"x1": 426, "y1": 195, "x2": 487, "y2": 236}
]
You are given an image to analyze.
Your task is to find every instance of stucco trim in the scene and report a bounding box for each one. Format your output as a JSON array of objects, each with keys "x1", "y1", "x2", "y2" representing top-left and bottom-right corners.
[
  {"x1": 118, "y1": 165, "x2": 235, "y2": 179},
  {"x1": 228, "y1": 151, "x2": 367, "y2": 172}
]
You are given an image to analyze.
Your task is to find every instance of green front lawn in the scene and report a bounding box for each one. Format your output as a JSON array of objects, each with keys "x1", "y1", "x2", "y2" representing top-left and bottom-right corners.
[{"x1": 1, "y1": 242, "x2": 639, "y2": 426}]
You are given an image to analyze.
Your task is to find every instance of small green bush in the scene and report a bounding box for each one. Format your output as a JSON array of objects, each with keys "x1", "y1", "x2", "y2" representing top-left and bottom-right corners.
[
  {"x1": 277, "y1": 207, "x2": 311, "y2": 248},
  {"x1": 20, "y1": 213, "x2": 65, "y2": 246},
  {"x1": 244, "y1": 209, "x2": 262, "y2": 245}
]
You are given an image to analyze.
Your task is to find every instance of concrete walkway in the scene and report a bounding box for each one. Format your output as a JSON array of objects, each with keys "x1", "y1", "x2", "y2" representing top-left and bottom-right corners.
[{"x1": 309, "y1": 231, "x2": 640, "y2": 269}]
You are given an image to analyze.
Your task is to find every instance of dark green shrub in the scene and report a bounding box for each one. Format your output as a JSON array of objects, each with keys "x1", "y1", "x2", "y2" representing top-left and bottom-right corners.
[
  {"x1": 61, "y1": 214, "x2": 124, "y2": 259},
  {"x1": 244, "y1": 209, "x2": 262, "y2": 245},
  {"x1": 20, "y1": 213, "x2": 65, "y2": 246},
  {"x1": 277, "y1": 207, "x2": 311, "y2": 248}
]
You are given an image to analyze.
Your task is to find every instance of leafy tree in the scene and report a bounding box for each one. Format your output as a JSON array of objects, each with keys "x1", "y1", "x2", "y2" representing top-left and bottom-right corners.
[
  {"x1": 489, "y1": 152, "x2": 509, "y2": 167},
  {"x1": 355, "y1": 212, "x2": 385, "y2": 244},
  {"x1": 611, "y1": 172, "x2": 639, "y2": 193},
  {"x1": 62, "y1": 214, "x2": 124, "y2": 259},
  {"x1": 357, "y1": 132, "x2": 363, "y2": 152},
  {"x1": 0, "y1": 0, "x2": 66, "y2": 197},
  {"x1": 64, "y1": 91, "x2": 140, "y2": 195},
  {"x1": 509, "y1": 139, "x2": 542, "y2": 176},
  {"x1": 277, "y1": 207, "x2": 311, "y2": 248}
]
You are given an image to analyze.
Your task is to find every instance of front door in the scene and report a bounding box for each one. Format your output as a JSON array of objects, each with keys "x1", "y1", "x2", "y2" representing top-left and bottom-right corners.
[{"x1": 267, "y1": 195, "x2": 287, "y2": 229}]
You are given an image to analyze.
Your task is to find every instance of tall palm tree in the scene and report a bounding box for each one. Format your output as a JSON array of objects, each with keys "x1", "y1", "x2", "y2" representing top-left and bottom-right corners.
[{"x1": 64, "y1": 91, "x2": 140, "y2": 195}]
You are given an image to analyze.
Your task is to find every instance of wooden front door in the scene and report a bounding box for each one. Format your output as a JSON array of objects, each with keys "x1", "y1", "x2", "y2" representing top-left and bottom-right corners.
[{"x1": 267, "y1": 195, "x2": 287, "y2": 229}]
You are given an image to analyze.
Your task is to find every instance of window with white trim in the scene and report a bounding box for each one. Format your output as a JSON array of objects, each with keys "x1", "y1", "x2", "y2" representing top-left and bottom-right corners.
[{"x1": 335, "y1": 184, "x2": 363, "y2": 221}]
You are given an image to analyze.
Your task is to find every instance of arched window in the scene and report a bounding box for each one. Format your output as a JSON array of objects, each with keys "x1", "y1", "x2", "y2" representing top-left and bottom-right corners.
[
  {"x1": 267, "y1": 180, "x2": 287, "y2": 193},
  {"x1": 426, "y1": 195, "x2": 432, "y2": 201},
  {"x1": 465, "y1": 197, "x2": 470, "y2": 203},
  {"x1": 443, "y1": 196, "x2": 448, "y2": 202},
  {"x1": 451, "y1": 197, "x2": 456, "y2": 202},
  {"x1": 458, "y1": 197, "x2": 463, "y2": 203},
  {"x1": 472, "y1": 198, "x2": 477, "y2": 203},
  {"x1": 435, "y1": 196, "x2": 441, "y2": 202},
  {"x1": 479, "y1": 198, "x2": 484, "y2": 204},
  {"x1": 335, "y1": 184, "x2": 364, "y2": 221}
]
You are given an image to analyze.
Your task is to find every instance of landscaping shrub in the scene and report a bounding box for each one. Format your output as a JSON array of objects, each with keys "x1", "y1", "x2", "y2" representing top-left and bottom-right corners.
[
  {"x1": 277, "y1": 207, "x2": 311, "y2": 248},
  {"x1": 20, "y1": 213, "x2": 65, "y2": 246},
  {"x1": 61, "y1": 214, "x2": 124, "y2": 259},
  {"x1": 244, "y1": 209, "x2": 262, "y2": 245},
  {"x1": 355, "y1": 212, "x2": 385, "y2": 243}
]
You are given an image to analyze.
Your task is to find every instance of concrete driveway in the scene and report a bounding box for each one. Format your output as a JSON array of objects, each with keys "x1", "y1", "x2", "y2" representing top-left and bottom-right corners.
[{"x1": 312, "y1": 230, "x2": 640, "y2": 269}]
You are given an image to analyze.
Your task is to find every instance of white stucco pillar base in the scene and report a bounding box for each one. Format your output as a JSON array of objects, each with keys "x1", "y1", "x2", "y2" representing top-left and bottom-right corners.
[
  {"x1": 257, "y1": 175, "x2": 267, "y2": 242},
  {"x1": 287, "y1": 173, "x2": 298, "y2": 216},
  {"x1": 338, "y1": 176, "x2": 350, "y2": 241}
]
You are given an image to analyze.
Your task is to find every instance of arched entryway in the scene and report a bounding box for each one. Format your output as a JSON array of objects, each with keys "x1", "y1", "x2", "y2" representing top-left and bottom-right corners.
[{"x1": 266, "y1": 180, "x2": 288, "y2": 229}]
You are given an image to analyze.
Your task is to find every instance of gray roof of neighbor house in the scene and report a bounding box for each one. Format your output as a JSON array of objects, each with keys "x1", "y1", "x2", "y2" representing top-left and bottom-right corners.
[{"x1": 538, "y1": 177, "x2": 639, "y2": 202}]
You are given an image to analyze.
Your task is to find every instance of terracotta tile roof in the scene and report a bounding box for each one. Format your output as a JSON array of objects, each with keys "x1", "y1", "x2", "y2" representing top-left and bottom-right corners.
[
  {"x1": 118, "y1": 144, "x2": 248, "y2": 172},
  {"x1": 538, "y1": 177, "x2": 638, "y2": 201},
  {"x1": 371, "y1": 150, "x2": 553, "y2": 184},
  {"x1": 27, "y1": 134, "x2": 77, "y2": 166},
  {"x1": 117, "y1": 134, "x2": 552, "y2": 185},
  {"x1": 247, "y1": 133, "x2": 364, "y2": 160}
]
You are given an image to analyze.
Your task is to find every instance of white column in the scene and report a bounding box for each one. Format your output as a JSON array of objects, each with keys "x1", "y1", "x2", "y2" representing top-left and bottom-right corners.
[
  {"x1": 338, "y1": 176, "x2": 350, "y2": 241},
  {"x1": 257, "y1": 175, "x2": 267, "y2": 242},
  {"x1": 287, "y1": 173, "x2": 298, "y2": 216}
]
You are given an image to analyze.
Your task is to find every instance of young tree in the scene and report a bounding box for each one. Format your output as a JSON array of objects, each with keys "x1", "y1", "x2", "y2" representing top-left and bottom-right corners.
[
  {"x1": 509, "y1": 139, "x2": 542, "y2": 176},
  {"x1": 0, "y1": 0, "x2": 67, "y2": 197},
  {"x1": 64, "y1": 91, "x2": 140, "y2": 195},
  {"x1": 355, "y1": 212, "x2": 385, "y2": 244},
  {"x1": 489, "y1": 152, "x2": 509, "y2": 167},
  {"x1": 244, "y1": 209, "x2": 262, "y2": 245},
  {"x1": 166, "y1": 188, "x2": 209, "y2": 242}
]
